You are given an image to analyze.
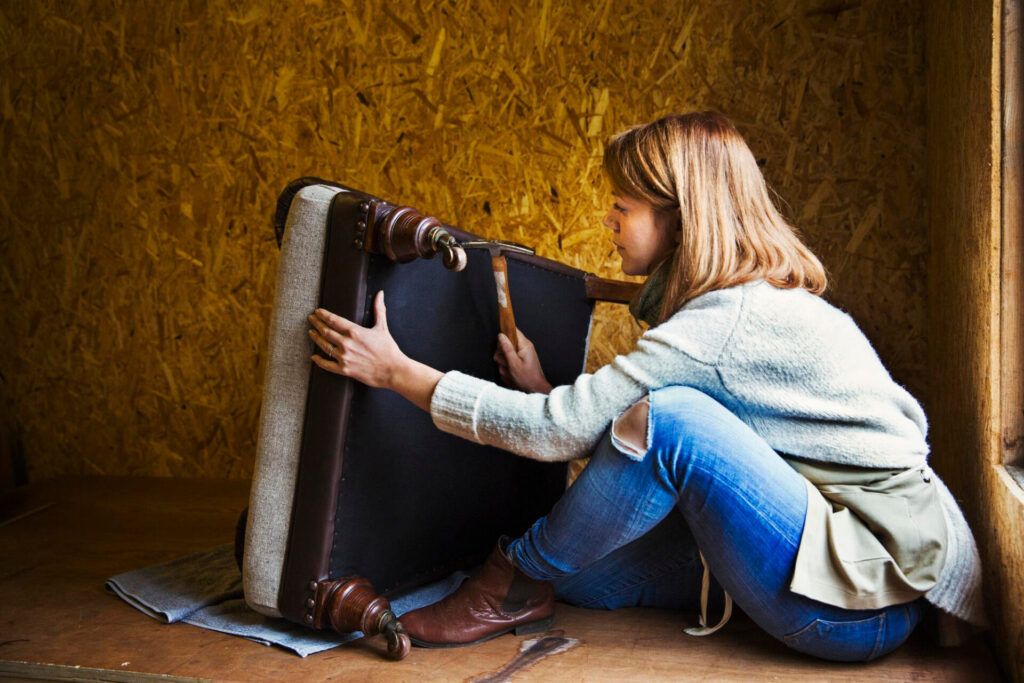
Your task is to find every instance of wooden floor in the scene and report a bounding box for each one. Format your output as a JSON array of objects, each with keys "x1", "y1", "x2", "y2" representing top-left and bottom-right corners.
[{"x1": 0, "y1": 477, "x2": 1004, "y2": 682}]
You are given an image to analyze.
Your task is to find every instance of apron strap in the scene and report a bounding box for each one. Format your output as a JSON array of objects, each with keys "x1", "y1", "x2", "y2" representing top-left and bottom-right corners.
[{"x1": 683, "y1": 551, "x2": 733, "y2": 637}]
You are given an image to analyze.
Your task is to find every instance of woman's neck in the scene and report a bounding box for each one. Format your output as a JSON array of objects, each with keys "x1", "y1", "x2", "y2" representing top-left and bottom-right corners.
[{"x1": 629, "y1": 257, "x2": 674, "y2": 327}]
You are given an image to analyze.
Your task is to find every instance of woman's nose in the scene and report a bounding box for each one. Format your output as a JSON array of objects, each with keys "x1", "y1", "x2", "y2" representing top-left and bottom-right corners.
[{"x1": 602, "y1": 213, "x2": 615, "y2": 230}]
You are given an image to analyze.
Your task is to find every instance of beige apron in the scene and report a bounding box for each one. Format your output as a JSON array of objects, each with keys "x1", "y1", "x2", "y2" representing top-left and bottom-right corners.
[{"x1": 784, "y1": 457, "x2": 948, "y2": 610}]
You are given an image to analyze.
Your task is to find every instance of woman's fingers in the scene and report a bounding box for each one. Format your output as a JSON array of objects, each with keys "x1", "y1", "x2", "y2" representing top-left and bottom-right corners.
[
  {"x1": 494, "y1": 338, "x2": 513, "y2": 386},
  {"x1": 307, "y1": 315, "x2": 337, "y2": 344},
  {"x1": 313, "y1": 308, "x2": 357, "y2": 335},
  {"x1": 513, "y1": 326, "x2": 534, "y2": 350},
  {"x1": 308, "y1": 328, "x2": 338, "y2": 359},
  {"x1": 311, "y1": 351, "x2": 342, "y2": 373},
  {"x1": 497, "y1": 333, "x2": 517, "y2": 362},
  {"x1": 372, "y1": 291, "x2": 389, "y2": 331},
  {"x1": 500, "y1": 330, "x2": 536, "y2": 362},
  {"x1": 304, "y1": 294, "x2": 409, "y2": 389},
  {"x1": 307, "y1": 309, "x2": 354, "y2": 364},
  {"x1": 308, "y1": 308, "x2": 361, "y2": 351},
  {"x1": 495, "y1": 328, "x2": 550, "y2": 394}
]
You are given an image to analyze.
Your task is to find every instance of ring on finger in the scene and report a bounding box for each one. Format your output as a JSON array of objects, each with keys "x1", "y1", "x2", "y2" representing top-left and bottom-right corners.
[{"x1": 327, "y1": 343, "x2": 335, "y2": 358}]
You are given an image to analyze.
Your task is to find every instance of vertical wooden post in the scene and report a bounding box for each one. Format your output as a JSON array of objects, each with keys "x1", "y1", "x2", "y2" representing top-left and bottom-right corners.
[
  {"x1": 928, "y1": 0, "x2": 1024, "y2": 678},
  {"x1": 1001, "y1": 0, "x2": 1023, "y2": 476}
]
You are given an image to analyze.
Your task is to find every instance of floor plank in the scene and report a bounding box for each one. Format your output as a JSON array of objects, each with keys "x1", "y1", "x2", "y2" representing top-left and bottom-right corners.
[{"x1": 0, "y1": 477, "x2": 1003, "y2": 681}]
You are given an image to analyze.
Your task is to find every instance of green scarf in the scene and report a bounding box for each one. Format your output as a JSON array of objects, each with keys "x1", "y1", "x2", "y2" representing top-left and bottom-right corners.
[{"x1": 628, "y1": 257, "x2": 673, "y2": 328}]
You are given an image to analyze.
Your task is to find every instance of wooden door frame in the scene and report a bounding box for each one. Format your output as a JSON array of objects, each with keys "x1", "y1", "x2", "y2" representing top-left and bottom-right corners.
[{"x1": 927, "y1": 0, "x2": 1023, "y2": 679}]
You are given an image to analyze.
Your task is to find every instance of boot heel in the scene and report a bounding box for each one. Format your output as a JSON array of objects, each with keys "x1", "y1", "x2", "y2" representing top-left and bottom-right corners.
[{"x1": 514, "y1": 615, "x2": 554, "y2": 636}]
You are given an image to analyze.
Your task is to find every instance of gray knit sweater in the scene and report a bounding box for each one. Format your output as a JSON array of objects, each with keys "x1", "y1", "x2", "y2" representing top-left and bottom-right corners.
[{"x1": 429, "y1": 280, "x2": 986, "y2": 628}]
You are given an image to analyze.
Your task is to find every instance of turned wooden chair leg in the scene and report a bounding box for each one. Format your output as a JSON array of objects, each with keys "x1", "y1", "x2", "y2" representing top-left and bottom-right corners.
[
  {"x1": 313, "y1": 576, "x2": 412, "y2": 661},
  {"x1": 233, "y1": 508, "x2": 408, "y2": 660}
]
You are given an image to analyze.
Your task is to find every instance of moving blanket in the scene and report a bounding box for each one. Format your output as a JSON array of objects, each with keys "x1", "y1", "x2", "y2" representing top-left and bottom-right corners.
[{"x1": 106, "y1": 544, "x2": 467, "y2": 658}]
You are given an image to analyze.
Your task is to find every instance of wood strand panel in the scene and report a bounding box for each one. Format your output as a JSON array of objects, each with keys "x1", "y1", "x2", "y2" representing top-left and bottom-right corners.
[{"x1": 0, "y1": 0, "x2": 927, "y2": 479}]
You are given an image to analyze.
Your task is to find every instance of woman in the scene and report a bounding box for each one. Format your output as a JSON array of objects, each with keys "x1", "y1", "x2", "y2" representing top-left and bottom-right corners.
[{"x1": 306, "y1": 112, "x2": 986, "y2": 662}]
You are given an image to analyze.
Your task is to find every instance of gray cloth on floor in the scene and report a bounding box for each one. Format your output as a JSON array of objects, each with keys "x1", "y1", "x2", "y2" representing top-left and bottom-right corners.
[{"x1": 106, "y1": 544, "x2": 468, "y2": 658}]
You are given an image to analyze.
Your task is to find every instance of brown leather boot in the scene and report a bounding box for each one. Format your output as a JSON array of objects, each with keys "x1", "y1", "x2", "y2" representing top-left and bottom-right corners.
[{"x1": 399, "y1": 538, "x2": 554, "y2": 648}]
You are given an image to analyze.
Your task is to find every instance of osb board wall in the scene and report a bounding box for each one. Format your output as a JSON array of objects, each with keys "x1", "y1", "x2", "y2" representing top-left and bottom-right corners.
[
  {"x1": 0, "y1": 0, "x2": 926, "y2": 479},
  {"x1": 928, "y1": 0, "x2": 1023, "y2": 678}
]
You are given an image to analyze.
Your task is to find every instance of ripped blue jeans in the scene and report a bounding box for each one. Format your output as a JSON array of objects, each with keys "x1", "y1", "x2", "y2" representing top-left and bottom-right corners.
[{"x1": 505, "y1": 386, "x2": 924, "y2": 662}]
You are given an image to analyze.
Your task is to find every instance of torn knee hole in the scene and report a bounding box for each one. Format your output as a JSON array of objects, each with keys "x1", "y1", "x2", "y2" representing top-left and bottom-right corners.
[{"x1": 611, "y1": 398, "x2": 649, "y2": 457}]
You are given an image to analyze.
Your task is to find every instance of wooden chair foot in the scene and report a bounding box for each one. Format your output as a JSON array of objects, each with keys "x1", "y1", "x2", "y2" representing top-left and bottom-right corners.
[{"x1": 314, "y1": 576, "x2": 411, "y2": 661}]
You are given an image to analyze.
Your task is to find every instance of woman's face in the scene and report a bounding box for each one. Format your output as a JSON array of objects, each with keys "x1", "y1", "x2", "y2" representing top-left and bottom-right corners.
[{"x1": 602, "y1": 195, "x2": 679, "y2": 276}]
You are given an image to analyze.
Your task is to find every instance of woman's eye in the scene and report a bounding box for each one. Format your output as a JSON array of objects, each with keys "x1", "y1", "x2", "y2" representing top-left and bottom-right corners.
[{"x1": 613, "y1": 203, "x2": 627, "y2": 214}]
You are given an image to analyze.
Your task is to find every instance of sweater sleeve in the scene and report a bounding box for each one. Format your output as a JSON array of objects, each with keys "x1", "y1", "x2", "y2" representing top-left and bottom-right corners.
[{"x1": 428, "y1": 286, "x2": 745, "y2": 462}]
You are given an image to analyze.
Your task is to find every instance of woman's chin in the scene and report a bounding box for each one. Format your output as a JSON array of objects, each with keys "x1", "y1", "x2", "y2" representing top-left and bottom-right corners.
[{"x1": 619, "y1": 261, "x2": 643, "y2": 277}]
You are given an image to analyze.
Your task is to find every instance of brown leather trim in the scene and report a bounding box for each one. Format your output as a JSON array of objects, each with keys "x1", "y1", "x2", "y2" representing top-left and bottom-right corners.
[
  {"x1": 278, "y1": 190, "x2": 371, "y2": 626},
  {"x1": 437, "y1": 224, "x2": 591, "y2": 279},
  {"x1": 442, "y1": 225, "x2": 636, "y2": 303},
  {"x1": 583, "y1": 275, "x2": 642, "y2": 304},
  {"x1": 274, "y1": 177, "x2": 351, "y2": 249},
  {"x1": 276, "y1": 179, "x2": 635, "y2": 304}
]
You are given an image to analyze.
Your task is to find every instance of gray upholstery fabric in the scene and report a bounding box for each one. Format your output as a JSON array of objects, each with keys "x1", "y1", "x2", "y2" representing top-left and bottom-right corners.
[{"x1": 243, "y1": 184, "x2": 343, "y2": 617}]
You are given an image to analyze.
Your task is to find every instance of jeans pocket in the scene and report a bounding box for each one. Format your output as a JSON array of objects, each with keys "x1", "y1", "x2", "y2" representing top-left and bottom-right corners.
[{"x1": 783, "y1": 613, "x2": 887, "y2": 662}]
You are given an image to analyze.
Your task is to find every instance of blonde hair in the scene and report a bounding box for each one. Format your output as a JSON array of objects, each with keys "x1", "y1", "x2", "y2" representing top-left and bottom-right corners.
[{"x1": 603, "y1": 112, "x2": 827, "y2": 323}]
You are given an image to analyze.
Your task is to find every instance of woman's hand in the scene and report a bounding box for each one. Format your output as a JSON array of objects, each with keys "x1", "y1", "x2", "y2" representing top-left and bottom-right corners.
[
  {"x1": 308, "y1": 290, "x2": 407, "y2": 389},
  {"x1": 307, "y1": 291, "x2": 443, "y2": 412},
  {"x1": 493, "y1": 328, "x2": 553, "y2": 394}
]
